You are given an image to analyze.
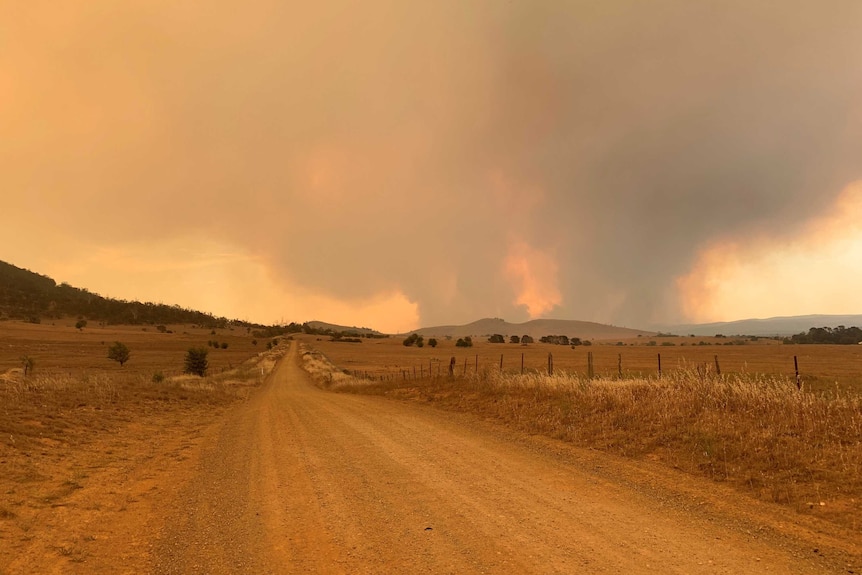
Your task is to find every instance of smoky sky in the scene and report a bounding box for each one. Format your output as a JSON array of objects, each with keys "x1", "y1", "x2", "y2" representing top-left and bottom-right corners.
[{"x1": 3, "y1": 1, "x2": 861, "y2": 327}]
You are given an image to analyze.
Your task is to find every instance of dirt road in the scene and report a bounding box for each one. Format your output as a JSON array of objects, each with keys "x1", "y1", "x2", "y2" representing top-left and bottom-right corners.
[{"x1": 149, "y1": 343, "x2": 859, "y2": 574}]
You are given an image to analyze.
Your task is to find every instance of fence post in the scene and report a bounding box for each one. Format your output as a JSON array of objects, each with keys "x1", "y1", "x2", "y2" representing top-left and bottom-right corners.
[
  {"x1": 475, "y1": 355, "x2": 478, "y2": 374},
  {"x1": 657, "y1": 353, "x2": 662, "y2": 380},
  {"x1": 714, "y1": 355, "x2": 721, "y2": 376},
  {"x1": 587, "y1": 351, "x2": 594, "y2": 379},
  {"x1": 618, "y1": 353, "x2": 622, "y2": 378},
  {"x1": 449, "y1": 357, "x2": 456, "y2": 377},
  {"x1": 794, "y1": 355, "x2": 800, "y2": 389},
  {"x1": 500, "y1": 354, "x2": 503, "y2": 371},
  {"x1": 521, "y1": 352, "x2": 524, "y2": 375},
  {"x1": 548, "y1": 352, "x2": 554, "y2": 376}
]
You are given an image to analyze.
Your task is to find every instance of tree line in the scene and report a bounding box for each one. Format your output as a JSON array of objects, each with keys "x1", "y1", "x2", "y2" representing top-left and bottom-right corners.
[{"x1": 785, "y1": 326, "x2": 862, "y2": 345}]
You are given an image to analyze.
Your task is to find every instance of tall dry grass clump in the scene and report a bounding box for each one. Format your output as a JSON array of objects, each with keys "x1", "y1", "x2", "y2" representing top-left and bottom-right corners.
[{"x1": 333, "y1": 367, "x2": 862, "y2": 526}]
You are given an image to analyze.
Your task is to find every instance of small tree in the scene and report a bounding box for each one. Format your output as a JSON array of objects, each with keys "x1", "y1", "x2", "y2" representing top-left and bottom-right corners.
[
  {"x1": 107, "y1": 341, "x2": 130, "y2": 367},
  {"x1": 184, "y1": 347, "x2": 209, "y2": 377},
  {"x1": 75, "y1": 319, "x2": 87, "y2": 331},
  {"x1": 403, "y1": 333, "x2": 424, "y2": 347},
  {"x1": 220, "y1": 342, "x2": 228, "y2": 349},
  {"x1": 488, "y1": 334, "x2": 505, "y2": 344},
  {"x1": 510, "y1": 335, "x2": 520, "y2": 344},
  {"x1": 428, "y1": 338, "x2": 438, "y2": 348}
]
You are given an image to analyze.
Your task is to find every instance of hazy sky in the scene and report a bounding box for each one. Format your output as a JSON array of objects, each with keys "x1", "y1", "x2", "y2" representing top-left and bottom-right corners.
[{"x1": 2, "y1": 1, "x2": 861, "y2": 332}]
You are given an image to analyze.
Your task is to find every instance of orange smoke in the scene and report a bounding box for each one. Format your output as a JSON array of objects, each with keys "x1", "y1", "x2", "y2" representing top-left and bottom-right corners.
[{"x1": 504, "y1": 241, "x2": 562, "y2": 318}]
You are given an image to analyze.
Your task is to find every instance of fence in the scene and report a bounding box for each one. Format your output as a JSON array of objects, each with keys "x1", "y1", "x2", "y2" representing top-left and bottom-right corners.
[{"x1": 341, "y1": 351, "x2": 813, "y2": 389}]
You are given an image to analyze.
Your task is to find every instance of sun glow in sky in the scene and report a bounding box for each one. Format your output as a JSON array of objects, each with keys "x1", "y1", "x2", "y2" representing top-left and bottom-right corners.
[
  {"x1": 677, "y1": 182, "x2": 862, "y2": 323},
  {"x1": 2, "y1": 2, "x2": 861, "y2": 331}
]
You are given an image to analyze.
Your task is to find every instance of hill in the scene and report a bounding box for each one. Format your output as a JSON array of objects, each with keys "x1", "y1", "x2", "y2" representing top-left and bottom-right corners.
[
  {"x1": 658, "y1": 314, "x2": 862, "y2": 337},
  {"x1": 0, "y1": 259, "x2": 249, "y2": 328},
  {"x1": 407, "y1": 318, "x2": 653, "y2": 340},
  {"x1": 305, "y1": 321, "x2": 384, "y2": 336}
]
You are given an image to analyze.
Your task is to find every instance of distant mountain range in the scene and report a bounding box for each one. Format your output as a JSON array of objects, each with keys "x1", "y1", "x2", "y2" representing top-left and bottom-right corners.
[
  {"x1": 405, "y1": 318, "x2": 653, "y2": 340},
  {"x1": 655, "y1": 314, "x2": 862, "y2": 337}
]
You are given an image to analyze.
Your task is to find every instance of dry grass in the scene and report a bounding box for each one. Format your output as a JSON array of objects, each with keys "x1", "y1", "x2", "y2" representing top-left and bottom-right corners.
[
  {"x1": 302, "y1": 340, "x2": 862, "y2": 530},
  {"x1": 307, "y1": 334, "x2": 862, "y2": 393},
  {"x1": 0, "y1": 319, "x2": 264, "y2": 378},
  {"x1": 0, "y1": 320, "x2": 284, "y2": 548}
]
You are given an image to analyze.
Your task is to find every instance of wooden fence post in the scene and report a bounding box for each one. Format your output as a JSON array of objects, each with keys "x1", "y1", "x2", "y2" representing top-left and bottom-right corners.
[
  {"x1": 795, "y1": 355, "x2": 800, "y2": 389},
  {"x1": 500, "y1": 354, "x2": 503, "y2": 371},
  {"x1": 475, "y1": 355, "x2": 478, "y2": 374},
  {"x1": 714, "y1": 355, "x2": 721, "y2": 376},
  {"x1": 521, "y1": 352, "x2": 524, "y2": 375},
  {"x1": 587, "y1": 351, "x2": 594, "y2": 379},
  {"x1": 657, "y1": 353, "x2": 662, "y2": 380},
  {"x1": 618, "y1": 353, "x2": 622, "y2": 378},
  {"x1": 548, "y1": 352, "x2": 554, "y2": 376}
]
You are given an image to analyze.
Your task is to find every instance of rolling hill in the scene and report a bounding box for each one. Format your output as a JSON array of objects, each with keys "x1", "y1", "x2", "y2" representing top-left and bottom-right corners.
[{"x1": 0, "y1": 259, "x2": 249, "y2": 328}]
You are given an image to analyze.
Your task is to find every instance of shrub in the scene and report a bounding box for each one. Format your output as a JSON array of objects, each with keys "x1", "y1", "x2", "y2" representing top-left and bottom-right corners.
[
  {"x1": 488, "y1": 334, "x2": 505, "y2": 344},
  {"x1": 428, "y1": 338, "x2": 438, "y2": 348},
  {"x1": 75, "y1": 319, "x2": 87, "y2": 330},
  {"x1": 184, "y1": 347, "x2": 209, "y2": 377},
  {"x1": 107, "y1": 341, "x2": 131, "y2": 367},
  {"x1": 152, "y1": 371, "x2": 165, "y2": 383},
  {"x1": 455, "y1": 336, "x2": 473, "y2": 348},
  {"x1": 510, "y1": 335, "x2": 520, "y2": 344},
  {"x1": 220, "y1": 342, "x2": 228, "y2": 349},
  {"x1": 403, "y1": 333, "x2": 424, "y2": 347}
]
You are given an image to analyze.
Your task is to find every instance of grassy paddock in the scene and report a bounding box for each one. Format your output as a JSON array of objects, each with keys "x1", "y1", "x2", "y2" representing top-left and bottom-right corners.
[
  {"x1": 307, "y1": 334, "x2": 862, "y2": 393},
  {"x1": 0, "y1": 320, "x2": 282, "y2": 494},
  {"x1": 0, "y1": 319, "x2": 267, "y2": 378},
  {"x1": 301, "y1": 339, "x2": 862, "y2": 529}
]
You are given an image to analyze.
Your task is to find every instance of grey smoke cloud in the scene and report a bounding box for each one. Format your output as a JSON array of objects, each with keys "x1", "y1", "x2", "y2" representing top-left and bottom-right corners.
[{"x1": 3, "y1": 1, "x2": 861, "y2": 327}]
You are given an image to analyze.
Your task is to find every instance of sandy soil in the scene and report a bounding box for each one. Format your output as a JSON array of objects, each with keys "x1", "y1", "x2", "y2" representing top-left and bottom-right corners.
[{"x1": 3, "y1": 342, "x2": 860, "y2": 574}]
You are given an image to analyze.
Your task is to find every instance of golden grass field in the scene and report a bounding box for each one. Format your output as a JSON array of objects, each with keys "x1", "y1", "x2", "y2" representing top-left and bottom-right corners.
[
  {"x1": 0, "y1": 319, "x2": 276, "y2": 567},
  {"x1": 310, "y1": 334, "x2": 862, "y2": 392},
  {"x1": 301, "y1": 334, "x2": 862, "y2": 530},
  {"x1": 0, "y1": 320, "x2": 269, "y2": 378}
]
